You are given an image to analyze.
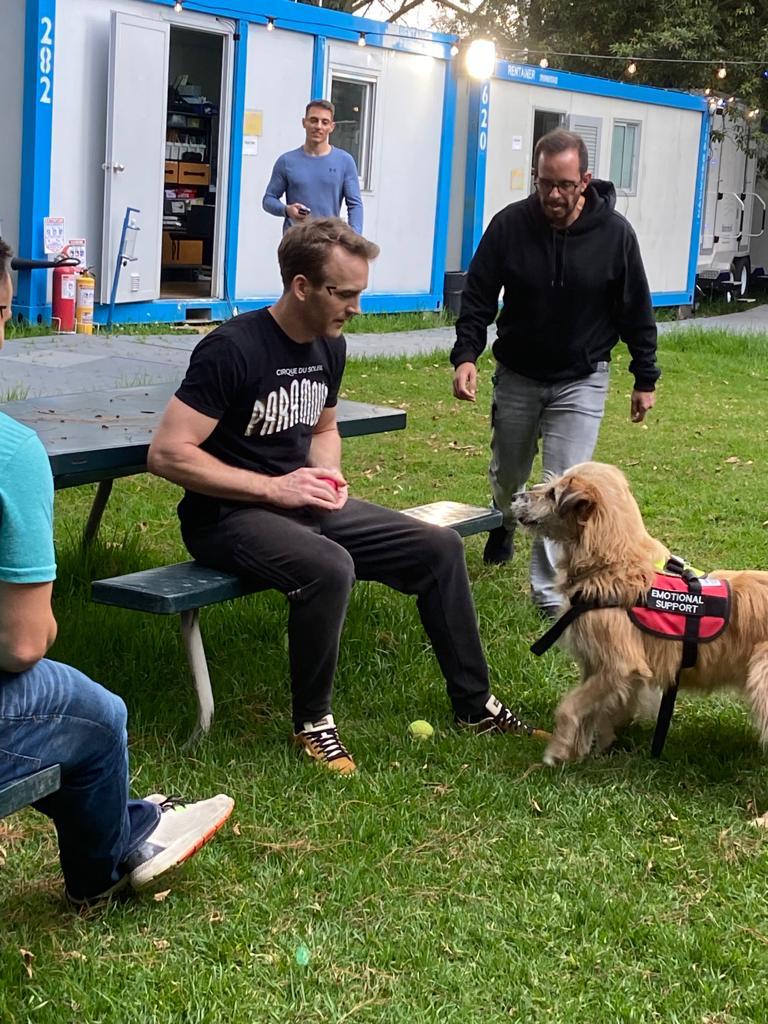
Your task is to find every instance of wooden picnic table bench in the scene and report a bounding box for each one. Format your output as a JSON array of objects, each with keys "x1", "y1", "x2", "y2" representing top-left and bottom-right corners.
[{"x1": 92, "y1": 501, "x2": 503, "y2": 745}]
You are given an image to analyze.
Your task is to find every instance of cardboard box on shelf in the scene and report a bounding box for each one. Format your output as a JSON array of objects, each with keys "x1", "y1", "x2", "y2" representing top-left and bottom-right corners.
[
  {"x1": 164, "y1": 160, "x2": 178, "y2": 183},
  {"x1": 178, "y1": 162, "x2": 210, "y2": 186},
  {"x1": 162, "y1": 232, "x2": 203, "y2": 267}
]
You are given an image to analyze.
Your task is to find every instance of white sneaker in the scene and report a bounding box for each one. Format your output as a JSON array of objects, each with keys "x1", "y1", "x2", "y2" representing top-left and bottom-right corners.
[{"x1": 126, "y1": 793, "x2": 234, "y2": 890}]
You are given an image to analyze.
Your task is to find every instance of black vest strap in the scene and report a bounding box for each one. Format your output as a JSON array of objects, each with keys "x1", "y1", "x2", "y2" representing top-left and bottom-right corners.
[
  {"x1": 650, "y1": 576, "x2": 702, "y2": 758},
  {"x1": 530, "y1": 595, "x2": 622, "y2": 656}
]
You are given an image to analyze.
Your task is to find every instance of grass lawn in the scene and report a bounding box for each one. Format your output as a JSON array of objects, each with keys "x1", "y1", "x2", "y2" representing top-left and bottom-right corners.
[{"x1": 2, "y1": 327, "x2": 768, "y2": 1022}]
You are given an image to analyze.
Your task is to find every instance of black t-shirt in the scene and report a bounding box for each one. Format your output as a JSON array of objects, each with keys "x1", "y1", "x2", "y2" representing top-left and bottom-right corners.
[{"x1": 174, "y1": 307, "x2": 345, "y2": 528}]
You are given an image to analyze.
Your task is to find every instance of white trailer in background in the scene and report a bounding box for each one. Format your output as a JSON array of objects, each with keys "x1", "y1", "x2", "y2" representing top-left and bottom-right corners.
[
  {"x1": 446, "y1": 61, "x2": 709, "y2": 310},
  {"x1": 696, "y1": 104, "x2": 766, "y2": 300},
  {"x1": 5, "y1": 0, "x2": 457, "y2": 325}
]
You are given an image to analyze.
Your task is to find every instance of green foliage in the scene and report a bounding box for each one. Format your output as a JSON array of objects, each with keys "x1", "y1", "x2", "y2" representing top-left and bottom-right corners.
[
  {"x1": 442, "y1": 0, "x2": 768, "y2": 107},
  {"x1": 3, "y1": 330, "x2": 768, "y2": 1021}
]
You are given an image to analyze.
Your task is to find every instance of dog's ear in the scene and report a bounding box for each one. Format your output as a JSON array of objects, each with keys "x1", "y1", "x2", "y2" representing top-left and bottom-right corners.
[{"x1": 557, "y1": 484, "x2": 596, "y2": 526}]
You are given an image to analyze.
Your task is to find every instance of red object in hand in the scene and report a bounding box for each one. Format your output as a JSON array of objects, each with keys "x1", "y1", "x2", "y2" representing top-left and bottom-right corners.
[{"x1": 318, "y1": 476, "x2": 341, "y2": 491}]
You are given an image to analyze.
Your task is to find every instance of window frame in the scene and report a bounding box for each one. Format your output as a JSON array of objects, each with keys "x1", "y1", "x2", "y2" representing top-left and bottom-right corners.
[
  {"x1": 329, "y1": 72, "x2": 377, "y2": 192},
  {"x1": 610, "y1": 119, "x2": 642, "y2": 196}
]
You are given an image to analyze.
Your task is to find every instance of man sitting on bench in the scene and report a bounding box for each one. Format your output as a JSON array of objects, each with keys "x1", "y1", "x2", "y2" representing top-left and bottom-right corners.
[
  {"x1": 0, "y1": 239, "x2": 233, "y2": 907},
  {"x1": 148, "y1": 218, "x2": 532, "y2": 775}
]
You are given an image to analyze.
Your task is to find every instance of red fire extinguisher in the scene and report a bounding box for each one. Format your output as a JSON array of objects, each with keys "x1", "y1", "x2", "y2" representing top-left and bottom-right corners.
[{"x1": 52, "y1": 261, "x2": 77, "y2": 333}]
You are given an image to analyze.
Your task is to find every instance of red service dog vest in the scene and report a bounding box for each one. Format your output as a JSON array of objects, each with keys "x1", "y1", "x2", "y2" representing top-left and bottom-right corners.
[{"x1": 628, "y1": 572, "x2": 731, "y2": 642}]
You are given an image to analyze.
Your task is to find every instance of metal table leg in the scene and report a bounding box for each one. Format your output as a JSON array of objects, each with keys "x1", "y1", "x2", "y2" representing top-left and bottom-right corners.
[{"x1": 83, "y1": 479, "x2": 114, "y2": 546}]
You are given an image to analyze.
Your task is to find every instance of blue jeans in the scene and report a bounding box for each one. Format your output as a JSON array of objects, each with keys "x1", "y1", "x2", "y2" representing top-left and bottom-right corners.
[
  {"x1": 0, "y1": 659, "x2": 160, "y2": 902},
  {"x1": 489, "y1": 362, "x2": 610, "y2": 608}
]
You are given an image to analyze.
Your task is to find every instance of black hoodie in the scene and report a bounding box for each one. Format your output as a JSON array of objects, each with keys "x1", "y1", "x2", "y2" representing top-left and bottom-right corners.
[{"x1": 450, "y1": 181, "x2": 659, "y2": 390}]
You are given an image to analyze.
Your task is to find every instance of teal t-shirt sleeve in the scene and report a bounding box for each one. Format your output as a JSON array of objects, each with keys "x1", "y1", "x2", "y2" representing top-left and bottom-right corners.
[{"x1": 0, "y1": 433, "x2": 56, "y2": 583}]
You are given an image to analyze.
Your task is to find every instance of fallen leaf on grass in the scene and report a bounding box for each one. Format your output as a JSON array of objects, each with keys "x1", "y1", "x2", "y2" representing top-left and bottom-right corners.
[
  {"x1": 153, "y1": 889, "x2": 172, "y2": 902},
  {"x1": 232, "y1": 820, "x2": 241, "y2": 836},
  {"x1": 152, "y1": 939, "x2": 170, "y2": 951},
  {"x1": 531, "y1": 799, "x2": 543, "y2": 815},
  {"x1": 19, "y1": 948, "x2": 34, "y2": 978},
  {"x1": 725, "y1": 456, "x2": 741, "y2": 464}
]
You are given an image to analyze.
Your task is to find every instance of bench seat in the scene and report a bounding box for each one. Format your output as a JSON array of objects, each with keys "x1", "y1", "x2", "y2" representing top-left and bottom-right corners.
[
  {"x1": 92, "y1": 501, "x2": 502, "y2": 743},
  {"x1": 0, "y1": 765, "x2": 61, "y2": 819}
]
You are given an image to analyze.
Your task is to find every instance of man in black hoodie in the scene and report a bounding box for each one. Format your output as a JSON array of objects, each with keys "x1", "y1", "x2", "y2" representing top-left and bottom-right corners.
[{"x1": 450, "y1": 128, "x2": 659, "y2": 617}]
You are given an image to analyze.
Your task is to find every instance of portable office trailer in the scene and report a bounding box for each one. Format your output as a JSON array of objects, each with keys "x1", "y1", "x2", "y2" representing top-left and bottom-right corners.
[
  {"x1": 696, "y1": 105, "x2": 766, "y2": 299},
  {"x1": 446, "y1": 61, "x2": 709, "y2": 309},
  {"x1": 8, "y1": 0, "x2": 457, "y2": 325}
]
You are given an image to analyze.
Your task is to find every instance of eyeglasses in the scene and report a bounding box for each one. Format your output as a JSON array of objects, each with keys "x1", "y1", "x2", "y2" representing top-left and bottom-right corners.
[
  {"x1": 534, "y1": 178, "x2": 583, "y2": 195},
  {"x1": 325, "y1": 284, "x2": 360, "y2": 302}
]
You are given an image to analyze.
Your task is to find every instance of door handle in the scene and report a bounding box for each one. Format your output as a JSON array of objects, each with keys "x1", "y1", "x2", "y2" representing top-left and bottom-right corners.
[{"x1": 114, "y1": 163, "x2": 125, "y2": 172}]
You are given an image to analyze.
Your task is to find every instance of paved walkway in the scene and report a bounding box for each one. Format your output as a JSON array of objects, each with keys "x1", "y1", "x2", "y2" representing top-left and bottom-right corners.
[{"x1": 1, "y1": 304, "x2": 766, "y2": 398}]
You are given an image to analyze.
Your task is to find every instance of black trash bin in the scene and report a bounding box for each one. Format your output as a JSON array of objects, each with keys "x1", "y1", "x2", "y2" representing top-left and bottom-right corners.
[{"x1": 443, "y1": 271, "x2": 467, "y2": 315}]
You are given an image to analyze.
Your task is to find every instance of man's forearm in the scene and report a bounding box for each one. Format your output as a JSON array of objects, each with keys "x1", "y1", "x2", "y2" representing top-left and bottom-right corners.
[
  {"x1": 148, "y1": 442, "x2": 276, "y2": 503},
  {"x1": 308, "y1": 426, "x2": 342, "y2": 469}
]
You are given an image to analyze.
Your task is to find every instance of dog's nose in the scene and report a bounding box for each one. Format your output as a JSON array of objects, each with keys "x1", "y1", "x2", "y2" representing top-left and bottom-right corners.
[{"x1": 511, "y1": 490, "x2": 526, "y2": 502}]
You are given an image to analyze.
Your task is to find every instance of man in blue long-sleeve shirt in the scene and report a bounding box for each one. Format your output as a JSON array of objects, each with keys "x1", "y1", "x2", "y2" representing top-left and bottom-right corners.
[{"x1": 262, "y1": 99, "x2": 363, "y2": 234}]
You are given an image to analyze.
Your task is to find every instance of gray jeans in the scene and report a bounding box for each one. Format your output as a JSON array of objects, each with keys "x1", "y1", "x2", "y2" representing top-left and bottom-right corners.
[{"x1": 489, "y1": 361, "x2": 610, "y2": 608}]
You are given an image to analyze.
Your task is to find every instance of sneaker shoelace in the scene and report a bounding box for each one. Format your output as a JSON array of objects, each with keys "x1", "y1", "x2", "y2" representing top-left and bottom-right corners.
[
  {"x1": 493, "y1": 704, "x2": 534, "y2": 735},
  {"x1": 156, "y1": 795, "x2": 187, "y2": 812},
  {"x1": 306, "y1": 726, "x2": 351, "y2": 763}
]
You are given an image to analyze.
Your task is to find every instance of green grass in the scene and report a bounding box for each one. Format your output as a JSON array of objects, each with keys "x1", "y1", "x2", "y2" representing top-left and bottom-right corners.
[
  {"x1": 3, "y1": 327, "x2": 768, "y2": 1022},
  {"x1": 5, "y1": 310, "x2": 455, "y2": 340}
]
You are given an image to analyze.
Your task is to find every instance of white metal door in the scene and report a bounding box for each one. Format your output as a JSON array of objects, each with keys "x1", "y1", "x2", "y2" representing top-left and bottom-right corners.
[{"x1": 100, "y1": 12, "x2": 169, "y2": 304}]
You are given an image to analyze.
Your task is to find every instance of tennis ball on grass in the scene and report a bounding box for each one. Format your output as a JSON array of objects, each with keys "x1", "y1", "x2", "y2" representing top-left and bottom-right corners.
[{"x1": 408, "y1": 720, "x2": 434, "y2": 741}]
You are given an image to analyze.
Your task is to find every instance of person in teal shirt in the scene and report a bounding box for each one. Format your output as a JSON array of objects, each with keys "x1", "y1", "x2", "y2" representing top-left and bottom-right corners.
[{"x1": 0, "y1": 239, "x2": 233, "y2": 906}]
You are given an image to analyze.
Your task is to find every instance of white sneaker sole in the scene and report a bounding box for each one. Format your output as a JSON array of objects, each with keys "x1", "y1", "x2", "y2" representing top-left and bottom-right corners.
[{"x1": 129, "y1": 797, "x2": 234, "y2": 890}]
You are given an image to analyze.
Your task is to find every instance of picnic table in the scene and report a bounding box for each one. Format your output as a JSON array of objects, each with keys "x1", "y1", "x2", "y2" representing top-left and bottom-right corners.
[{"x1": 0, "y1": 383, "x2": 407, "y2": 542}]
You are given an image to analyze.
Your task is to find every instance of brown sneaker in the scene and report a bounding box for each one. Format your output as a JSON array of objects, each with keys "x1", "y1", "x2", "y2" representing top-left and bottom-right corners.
[{"x1": 293, "y1": 714, "x2": 357, "y2": 774}]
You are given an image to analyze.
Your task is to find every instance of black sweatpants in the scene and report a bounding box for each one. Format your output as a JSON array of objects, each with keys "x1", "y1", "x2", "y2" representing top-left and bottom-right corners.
[{"x1": 182, "y1": 497, "x2": 491, "y2": 729}]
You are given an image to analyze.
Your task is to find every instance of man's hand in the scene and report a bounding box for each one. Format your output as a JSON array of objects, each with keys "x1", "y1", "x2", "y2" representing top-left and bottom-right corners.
[
  {"x1": 265, "y1": 467, "x2": 348, "y2": 510},
  {"x1": 630, "y1": 389, "x2": 656, "y2": 423},
  {"x1": 453, "y1": 362, "x2": 478, "y2": 402},
  {"x1": 285, "y1": 203, "x2": 310, "y2": 221}
]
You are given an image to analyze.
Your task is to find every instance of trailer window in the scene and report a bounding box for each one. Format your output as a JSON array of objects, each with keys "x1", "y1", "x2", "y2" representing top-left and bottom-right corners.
[
  {"x1": 610, "y1": 121, "x2": 641, "y2": 194},
  {"x1": 330, "y1": 76, "x2": 376, "y2": 191}
]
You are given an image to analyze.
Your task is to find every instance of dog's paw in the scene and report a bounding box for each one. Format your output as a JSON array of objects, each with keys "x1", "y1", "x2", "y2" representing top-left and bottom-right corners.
[{"x1": 542, "y1": 742, "x2": 571, "y2": 766}]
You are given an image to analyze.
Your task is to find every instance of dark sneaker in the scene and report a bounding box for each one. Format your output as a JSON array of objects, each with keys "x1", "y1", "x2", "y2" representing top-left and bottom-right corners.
[
  {"x1": 66, "y1": 875, "x2": 131, "y2": 908},
  {"x1": 294, "y1": 714, "x2": 357, "y2": 774},
  {"x1": 483, "y1": 526, "x2": 513, "y2": 564},
  {"x1": 126, "y1": 793, "x2": 234, "y2": 890},
  {"x1": 456, "y1": 695, "x2": 546, "y2": 737}
]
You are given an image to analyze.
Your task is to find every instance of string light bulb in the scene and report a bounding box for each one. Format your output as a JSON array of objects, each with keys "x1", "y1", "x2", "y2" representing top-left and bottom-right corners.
[
  {"x1": 626, "y1": 60, "x2": 637, "y2": 76},
  {"x1": 173, "y1": 0, "x2": 182, "y2": 11},
  {"x1": 450, "y1": 44, "x2": 459, "y2": 57},
  {"x1": 266, "y1": 17, "x2": 274, "y2": 30},
  {"x1": 539, "y1": 57, "x2": 548, "y2": 69},
  {"x1": 358, "y1": 32, "x2": 366, "y2": 47},
  {"x1": 716, "y1": 64, "x2": 727, "y2": 79},
  {"x1": 704, "y1": 87, "x2": 711, "y2": 95}
]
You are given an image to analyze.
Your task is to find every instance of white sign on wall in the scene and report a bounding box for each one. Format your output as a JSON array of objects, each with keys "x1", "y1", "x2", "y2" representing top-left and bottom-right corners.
[{"x1": 43, "y1": 216, "x2": 66, "y2": 254}]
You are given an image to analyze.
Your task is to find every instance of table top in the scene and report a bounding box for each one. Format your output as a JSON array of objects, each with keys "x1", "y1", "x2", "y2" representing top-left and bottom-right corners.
[{"x1": 0, "y1": 383, "x2": 406, "y2": 489}]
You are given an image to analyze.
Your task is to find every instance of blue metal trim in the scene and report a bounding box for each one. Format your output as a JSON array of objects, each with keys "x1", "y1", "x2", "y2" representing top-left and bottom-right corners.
[
  {"x1": 461, "y1": 79, "x2": 490, "y2": 269},
  {"x1": 493, "y1": 61, "x2": 707, "y2": 112},
  {"x1": 429, "y1": 61, "x2": 457, "y2": 304},
  {"x1": 163, "y1": 0, "x2": 456, "y2": 58},
  {"x1": 651, "y1": 290, "x2": 694, "y2": 307},
  {"x1": 17, "y1": 0, "x2": 56, "y2": 318},
  {"x1": 224, "y1": 20, "x2": 247, "y2": 308},
  {"x1": 91, "y1": 292, "x2": 443, "y2": 324},
  {"x1": 311, "y1": 36, "x2": 327, "y2": 99},
  {"x1": 687, "y1": 111, "x2": 710, "y2": 293}
]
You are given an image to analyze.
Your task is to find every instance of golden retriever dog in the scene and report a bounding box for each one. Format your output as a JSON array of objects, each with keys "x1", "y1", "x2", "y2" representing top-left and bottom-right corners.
[{"x1": 511, "y1": 461, "x2": 768, "y2": 766}]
